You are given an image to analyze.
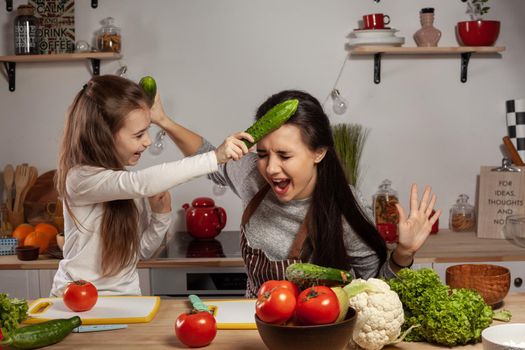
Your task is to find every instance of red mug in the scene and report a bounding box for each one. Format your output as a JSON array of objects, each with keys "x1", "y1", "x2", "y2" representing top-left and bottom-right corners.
[{"x1": 362, "y1": 13, "x2": 390, "y2": 29}]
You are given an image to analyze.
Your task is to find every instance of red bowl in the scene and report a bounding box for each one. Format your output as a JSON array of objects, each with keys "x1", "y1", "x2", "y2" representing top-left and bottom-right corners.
[{"x1": 457, "y1": 20, "x2": 500, "y2": 46}]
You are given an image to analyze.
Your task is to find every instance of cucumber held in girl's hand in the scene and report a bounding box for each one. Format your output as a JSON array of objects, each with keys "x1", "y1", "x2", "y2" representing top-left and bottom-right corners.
[
  {"x1": 139, "y1": 76, "x2": 157, "y2": 100},
  {"x1": 243, "y1": 99, "x2": 299, "y2": 148}
]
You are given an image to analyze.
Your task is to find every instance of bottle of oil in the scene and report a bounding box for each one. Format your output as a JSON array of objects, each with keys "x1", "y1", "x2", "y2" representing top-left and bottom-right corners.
[{"x1": 14, "y1": 4, "x2": 39, "y2": 55}]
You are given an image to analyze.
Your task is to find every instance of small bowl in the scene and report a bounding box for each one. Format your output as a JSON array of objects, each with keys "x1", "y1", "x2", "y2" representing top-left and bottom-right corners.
[
  {"x1": 457, "y1": 20, "x2": 500, "y2": 46},
  {"x1": 56, "y1": 234, "x2": 65, "y2": 250},
  {"x1": 446, "y1": 264, "x2": 510, "y2": 307},
  {"x1": 255, "y1": 308, "x2": 357, "y2": 350},
  {"x1": 482, "y1": 323, "x2": 525, "y2": 349},
  {"x1": 15, "y1": 245, "x2": 40, "y2": 261}
]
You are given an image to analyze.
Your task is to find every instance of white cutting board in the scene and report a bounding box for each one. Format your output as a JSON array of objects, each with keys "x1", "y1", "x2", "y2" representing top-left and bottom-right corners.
[
  {"x1": 25, "y1": 296, "x2": 160, "y2": 325},
  {"x1": 207, "y1": 299, "x2": 256, "y2": 330}
]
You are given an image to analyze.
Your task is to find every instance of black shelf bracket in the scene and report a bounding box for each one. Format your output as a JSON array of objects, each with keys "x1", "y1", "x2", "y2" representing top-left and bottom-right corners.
[
  {"x1": 90, "y1": 58, "x2": 101, "y2": 75},
  {"x1": 91, "y1": 0, "x2": 98, "y2": 8},
  {"x1": 373, "y1": 53, "x2": 382, "y2": 84},
  {"x1": 460, "y1": 52, "x2": 472, "y2": 83},
  {"x1": 3, "y1": 61, "x2": 16, "y2": 91},
  {"x1": 5, "y1": 0, "x2": 12, "y2": 11}
]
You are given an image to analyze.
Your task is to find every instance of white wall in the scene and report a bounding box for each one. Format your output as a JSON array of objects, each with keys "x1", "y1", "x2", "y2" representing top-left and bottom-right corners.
[{"x1": 1, "y1": 0, "x2": 524, "y2": 232}]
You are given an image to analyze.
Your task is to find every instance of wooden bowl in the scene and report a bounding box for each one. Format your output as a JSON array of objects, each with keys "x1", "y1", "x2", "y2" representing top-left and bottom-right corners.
[
  {"x1": 255, "y1": 308, "x2": 357, "y2": 350},
  {"x1": 446, "y1": 264, "x2": 510, "y2": 306},
  {"x1": 15, "y1": 245, "x2": 40, "y2": 261}
]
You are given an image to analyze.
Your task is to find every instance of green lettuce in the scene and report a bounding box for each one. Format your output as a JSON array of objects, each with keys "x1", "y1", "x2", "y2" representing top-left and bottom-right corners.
[
  {"x1": 387, "y1": 268, "x2": 511, "y2": 346},
  {"x1": 0, "y1": 293, "x2": 28, "y2": 334}
]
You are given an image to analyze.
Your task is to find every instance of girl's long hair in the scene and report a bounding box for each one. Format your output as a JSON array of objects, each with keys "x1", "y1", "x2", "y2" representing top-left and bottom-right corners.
[
  {"x1": 56, "y1": 75, "x2": 151, "y2": 277},
  {"x1": 255, "y1": 90, "x2": 387, "y2": 270}
]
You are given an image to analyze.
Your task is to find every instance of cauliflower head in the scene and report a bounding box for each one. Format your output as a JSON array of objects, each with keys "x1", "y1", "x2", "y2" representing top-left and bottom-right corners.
[{"x1": 344, "y1": 278, "x2": 404, "y2": 350}]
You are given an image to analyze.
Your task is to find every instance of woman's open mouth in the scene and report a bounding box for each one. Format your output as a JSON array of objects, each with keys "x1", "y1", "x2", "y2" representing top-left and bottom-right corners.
[{"x1": 271, "y1": 179, "x2": 290, "y2": 196}]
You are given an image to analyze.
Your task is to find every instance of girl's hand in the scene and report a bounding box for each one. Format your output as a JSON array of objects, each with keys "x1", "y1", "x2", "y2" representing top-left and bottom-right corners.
[
  {"x1": 215, "y1": 132, "x2": 254, "y2": 164},
  {"x1": 150, "y1": 91, "x2": 169, "y2": 127},
  {"x1": 395, "y1": 184, "x2": 441, "y2": 256},
  {"x1": 148, "y1": 191, "x2": 172, "y2": 214}
]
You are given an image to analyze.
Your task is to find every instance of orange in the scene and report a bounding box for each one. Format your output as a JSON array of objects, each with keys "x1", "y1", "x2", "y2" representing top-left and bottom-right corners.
[
  {"x1": 12, "y1": 224, "x2": 35, "y2": 245},
  {"x1": 35, "y1": 223, "x2": 59, "y2": 241},
  {"x1": 24, "y1": 231, "x2": 51, "y2": 254}
]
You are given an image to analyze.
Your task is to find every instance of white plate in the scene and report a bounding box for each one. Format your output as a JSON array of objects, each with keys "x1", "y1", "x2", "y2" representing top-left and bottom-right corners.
[
  {"x1": 348, "y1": 36, "x2": 405, "y2": 47},
  {"x1": 350, "y1": 28, "x2": 399, "y2": 39}
]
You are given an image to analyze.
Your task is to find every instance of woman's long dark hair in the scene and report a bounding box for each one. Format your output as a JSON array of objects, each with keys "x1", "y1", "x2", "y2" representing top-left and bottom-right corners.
[
  {"x1": 255, "y1": 90, "x2": 387, "y2": 270},
  {"x1": 57, "y1": 75, "x2": 151, "y2": 277}
]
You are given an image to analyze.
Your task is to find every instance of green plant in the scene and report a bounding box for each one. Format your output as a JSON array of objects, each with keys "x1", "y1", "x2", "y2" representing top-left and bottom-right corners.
[
  {"x1": 331, "y1": 123, "x2": 368, "y2": 187},
  {"x1": 461, "y1": 0, "x2": 490, "y2": 20}
]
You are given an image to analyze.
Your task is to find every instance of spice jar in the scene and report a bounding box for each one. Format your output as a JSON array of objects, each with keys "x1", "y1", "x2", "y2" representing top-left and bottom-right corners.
[
  {"x1": 14, "y1": 4, "x2": 39, "y2": 55},
  {"x1": 373, "y1": 179, "x2": 400, "y2": 243},
  {"x1": 449, "y1": 194, "x2": 476, "y2": 232},
  {"x1": 96, "y1": 17, "x2": 121, "y2": 53}
]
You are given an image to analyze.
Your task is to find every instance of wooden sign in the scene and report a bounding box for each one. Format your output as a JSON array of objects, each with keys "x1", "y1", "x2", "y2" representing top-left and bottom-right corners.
[
  {"x1": 477, "y1": 165, "x2": 525, "y2": 239},
  {"x1": 28, "y1": 0, "x2": 75, "y2": 54}
]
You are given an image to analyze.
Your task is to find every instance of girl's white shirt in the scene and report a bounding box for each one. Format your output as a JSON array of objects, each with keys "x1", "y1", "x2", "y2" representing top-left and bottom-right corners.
[{"x1": 51, "y1": 151, "x2": 218, "y2": 296}]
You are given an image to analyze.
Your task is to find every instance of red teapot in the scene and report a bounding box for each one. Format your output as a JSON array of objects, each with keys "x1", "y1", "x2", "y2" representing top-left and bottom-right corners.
[{"x1": 182, "y1": 197, "x2": 227, "y2": 239}]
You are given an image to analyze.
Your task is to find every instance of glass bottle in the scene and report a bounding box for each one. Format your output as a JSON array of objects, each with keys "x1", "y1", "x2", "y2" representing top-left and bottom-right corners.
[
  {"x1": 14, "y1": 4, "x2": 39, "y2": 55},
  {"x1": 373, "y1": 179, "x2": 400, "y2": 243},
  {"x1": 413, "y1": 8, "x2": 441, "y2": 47},
  {"x1": 96, "y1": 17, "x2": 121, "y2": 53},
  {"x1": 449, "y1": 194, "x2": 476, "y2": 232}
]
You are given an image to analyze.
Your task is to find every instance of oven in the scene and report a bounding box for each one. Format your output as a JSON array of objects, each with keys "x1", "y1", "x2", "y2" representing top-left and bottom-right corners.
[{"x1": 150, "y1": 231, "x2": 248, "y2": 296}]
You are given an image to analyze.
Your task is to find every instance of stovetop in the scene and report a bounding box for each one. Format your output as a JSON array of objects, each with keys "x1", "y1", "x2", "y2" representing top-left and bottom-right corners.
[{"x1": 160, "y1": 231, "x2": 242, "y2": 259}]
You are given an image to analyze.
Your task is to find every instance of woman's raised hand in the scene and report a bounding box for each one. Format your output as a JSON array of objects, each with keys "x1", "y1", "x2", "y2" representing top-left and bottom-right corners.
[
  {"x1": 215, "y1": 132, "x2": 254, "y2": 164},
  {"x1": 395, "y1": 184, "x2": 441, "y2": 255}
]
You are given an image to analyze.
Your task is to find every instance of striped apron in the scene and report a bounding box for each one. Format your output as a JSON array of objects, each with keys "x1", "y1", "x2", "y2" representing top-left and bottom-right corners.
[{"x1": 241, "y1": 185, "x2": 310, "y2": 297}]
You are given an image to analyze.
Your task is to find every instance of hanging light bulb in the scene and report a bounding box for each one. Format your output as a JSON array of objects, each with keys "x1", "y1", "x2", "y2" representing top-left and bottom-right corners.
[
  {"x1": 331, "y1": 89, "x2": 348, "y2": 115},
  {"x1": 149, "y1": 130, "x2": 166, "y2": 155}
]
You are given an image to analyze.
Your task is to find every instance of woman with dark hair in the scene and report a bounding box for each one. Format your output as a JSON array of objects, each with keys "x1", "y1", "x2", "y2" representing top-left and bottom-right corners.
[{"x1": 152, "y1": 89, "x2": 440, "y2": 297}]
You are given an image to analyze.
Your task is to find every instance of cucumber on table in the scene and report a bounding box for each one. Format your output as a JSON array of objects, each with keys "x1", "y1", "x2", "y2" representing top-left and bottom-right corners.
[
  {"x1": 0, "y1": 316, "x2": 81, "y2": 349},
  {"x1": 243, "y1": 99, "x2": 299, "y2": 148},
  {"x1": 285, "y1": 262, "x2": 352, "y2": 290}
]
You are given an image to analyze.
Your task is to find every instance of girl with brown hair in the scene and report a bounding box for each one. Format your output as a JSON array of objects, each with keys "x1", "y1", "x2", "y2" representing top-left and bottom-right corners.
[{"x1": 51, "y1": 75, "x2": 252, "y2": 296}]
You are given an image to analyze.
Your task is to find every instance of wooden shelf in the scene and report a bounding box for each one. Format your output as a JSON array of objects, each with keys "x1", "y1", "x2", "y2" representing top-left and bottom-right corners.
[
  {"x1": 348, "y1": 46, "x2": 505, "y2": 83},
  {"x1": 0, "y1": 52, "x2": 122, "y2": 91}
]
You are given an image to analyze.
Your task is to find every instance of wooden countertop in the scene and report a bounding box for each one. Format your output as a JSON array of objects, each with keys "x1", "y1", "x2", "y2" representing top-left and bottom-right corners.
[
  {"x1": 1, "y1": 230, "x2": 524, "y2": 270},
  {"x1": 33, "y1": 292, "x2": 525, "y2": 349}
]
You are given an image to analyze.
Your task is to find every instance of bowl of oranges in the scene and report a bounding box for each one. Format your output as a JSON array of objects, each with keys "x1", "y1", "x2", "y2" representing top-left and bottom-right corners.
[{"x1": 11, "y1": 222, "x2": 59, "y2": 259}]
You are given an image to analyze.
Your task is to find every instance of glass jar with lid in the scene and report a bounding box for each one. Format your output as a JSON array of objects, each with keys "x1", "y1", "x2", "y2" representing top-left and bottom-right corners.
[
  {"x1": 96, "y1": 17, "x2": 121, "y2": 53},
  {"x1": 14, "y1": 4, "x2": 39, "y2": 55},
  {"x1": 373, "y1": 179, "x2": 400, "y2": 243},
  {"x1": 449, "y1": 194, "x2": 476, "y2": 232}
]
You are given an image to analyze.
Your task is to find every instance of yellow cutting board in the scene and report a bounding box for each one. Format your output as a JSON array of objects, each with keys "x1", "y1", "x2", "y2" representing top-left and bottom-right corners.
[
  {"x1": 207, "y1": 299, "x2": 257, "y2": 330},
  {"x1": 25, "y1": 296, "x2": 160, "y2": 325}
]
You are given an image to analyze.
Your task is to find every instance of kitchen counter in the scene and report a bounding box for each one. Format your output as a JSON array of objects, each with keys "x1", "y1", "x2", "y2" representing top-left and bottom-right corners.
[
  {"x1": 33, "y1": 292, "x2": 525, "y2": 349},
  {"x1": 1, "y1": 230, "x2": 524, "y2": 270}
]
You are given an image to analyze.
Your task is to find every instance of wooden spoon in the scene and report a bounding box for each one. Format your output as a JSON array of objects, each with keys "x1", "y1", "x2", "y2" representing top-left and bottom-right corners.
[
  {"x1": 13, "y1": 164, "x2": 30, "y2": 214},
  {"x1": 3, "y1": 164, "x2": 14, "y2": 211}
]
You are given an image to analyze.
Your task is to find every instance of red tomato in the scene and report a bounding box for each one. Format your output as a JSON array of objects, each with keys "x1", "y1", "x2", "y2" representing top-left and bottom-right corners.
[
  {"x1": 175, "y1": 311, "x2": 217, "y2": 348},
  {"x1": 295, "y1": 286, "x2": 339, "y2": 325},
  {"x1": 255, "y1": 287, "x2": 296, "y2": 324},
  {"x1": 63, "y1": 280, "x2": 98, "y2": 312},
  {"x1": 257, "y1": 280, "x2": 300, "y2": 298}
]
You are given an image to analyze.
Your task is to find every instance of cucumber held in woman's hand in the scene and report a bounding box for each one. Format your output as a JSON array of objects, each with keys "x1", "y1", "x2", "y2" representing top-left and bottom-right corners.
[
  {"x1": 139, "y1": 76, "x2": 157, "y2": 100},
  {"x1": 243, "y1": 99, "x2": 299, "y2": 148}
]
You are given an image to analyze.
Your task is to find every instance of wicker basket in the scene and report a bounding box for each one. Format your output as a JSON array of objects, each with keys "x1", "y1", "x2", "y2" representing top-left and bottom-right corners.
[{"x1": 446, "y1": 264, "x2": 510, "y2": 306}]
